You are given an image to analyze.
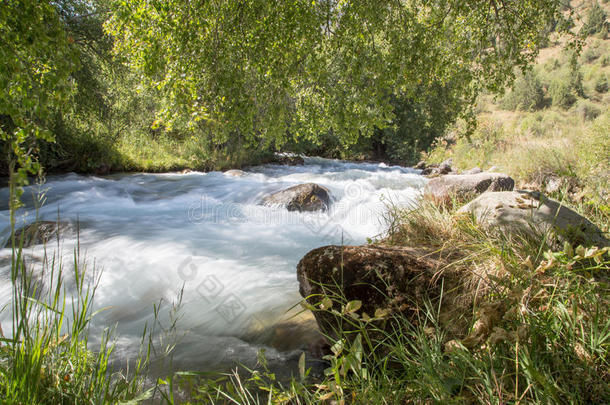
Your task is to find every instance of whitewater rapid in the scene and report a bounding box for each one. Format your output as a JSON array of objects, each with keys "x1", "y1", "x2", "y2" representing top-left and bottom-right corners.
[{"x1": 0, "y1": 157, "x2": 425, "y2": 372}]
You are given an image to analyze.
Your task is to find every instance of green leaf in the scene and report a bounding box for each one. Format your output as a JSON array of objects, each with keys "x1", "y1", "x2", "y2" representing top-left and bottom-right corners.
[
  {"x1": 320, "y1": 296, "x2": 333, "y2": 310},
  {"x1": 374, "y1": 308, "x2": 391, "y2": 319},
  {"x1": 563, "y1": 241, "x2": 574, "y2": 258},
  {"x1": 331, "y1": 340, "x2": 344, "y2": 356},
  {"x1": 343, "y1": 300, "x2": 362, "y2": 314},
  {"x1": 298, "y1": 352, "x2": 306, "y2": 380}
]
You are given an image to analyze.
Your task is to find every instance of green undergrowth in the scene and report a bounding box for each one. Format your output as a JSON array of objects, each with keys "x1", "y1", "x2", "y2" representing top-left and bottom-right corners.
[
  {"x1": 424, "y1": 21, "x2": 610, "y2": 227},
  {"x1": 40, "y1": 127, "x2": 276, "y2": 174},
  {"x1": 425, "y1": 109, "x2": 610, "y2": 228},
  {"x1": 0, "y1": 242, "x2": 151, "y2": 404}
]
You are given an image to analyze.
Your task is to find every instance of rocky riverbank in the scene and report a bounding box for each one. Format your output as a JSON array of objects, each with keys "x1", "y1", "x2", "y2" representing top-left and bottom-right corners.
[{"x1": 295, "y1": 164, "x2": 609, "y2": 366}]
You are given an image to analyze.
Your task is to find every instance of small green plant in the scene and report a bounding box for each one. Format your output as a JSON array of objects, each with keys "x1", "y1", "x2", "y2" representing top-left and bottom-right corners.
[
  {"x1": 582, "y1": 46, "x2": 601, "y2": 63},
  {"x1": 574, "y1": 99, "x2": 602, "y2": 121},
  {"x1": 581, "y1": 2, "x2": 608, "y2": 37},
  {"x1": 501, "y1": 71, "x2": 546, "y2": 111},
  {"x1": 595, "y1": 74, "x2": 609, "y2": 93},
  {"x1": 543, "y1": 58, "x2": 561, "y2": 72},
  {"x1": 550, "y1": 77, "x2": 578, "y2": 108}
]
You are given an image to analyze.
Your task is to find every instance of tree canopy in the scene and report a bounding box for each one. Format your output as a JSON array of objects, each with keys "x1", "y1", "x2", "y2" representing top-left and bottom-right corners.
[
  {"x1": 0, "y1": 1, "x2": 77, "y2": 176},
  {"x1": 107, "y1": 0, "x2": 570, "y2": 148}
]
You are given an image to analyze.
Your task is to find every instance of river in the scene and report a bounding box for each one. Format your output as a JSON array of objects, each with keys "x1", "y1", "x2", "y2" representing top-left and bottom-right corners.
[{"x1": 0, "y1": 157, "x2": 425, "y2": 375}]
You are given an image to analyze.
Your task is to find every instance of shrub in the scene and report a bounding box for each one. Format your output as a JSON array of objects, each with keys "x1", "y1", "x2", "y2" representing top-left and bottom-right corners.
[
  {"x1": 544, "y1": 58, "x2": 561, "y2": 72},
  {"x1": 595, "y1": 74, "x2": 609, "y2": 93},
  {"x1": 501, "y1": 71, "x2": 545, "y2": 111},
  {"x1": 574, "y1": 99, "x2": 602, "y2": 121},
  {"x1": 582, "y1": 46, "x2": 601, "y2": 63},
  {"x1": 577, "y1": 112, "x2": 610, "y2": 207},
  {"x1": 550, "y1": 78, "x2": 578, "y2": 108},
  {"x1": 581, "y1": 2, "x2": 608, "y2": 37},
  {"x1": 569, "y1": 65, "x2": 585, "y2": 98}
]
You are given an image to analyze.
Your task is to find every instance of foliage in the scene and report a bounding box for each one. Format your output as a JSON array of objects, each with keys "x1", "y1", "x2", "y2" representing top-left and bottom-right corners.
[
  {"x1": 36, "y1": 1, "x2": 165, "y2": 173},
  {"x1": 0, "y1": 1, "x2": 78, "y2": 180},
  {"x1": 107, "y1": 0, "x2": 570, "y2": 150},
  {"x1": 581, "y1": 2, "x2": 608, "y2": 37},
  {"x1": 501, "y1": 71, "x2": 546, "y2": 111},
  {"x1": 595, "y1": 73, "x2": 609, "y2": 92},
  {"x1": 282, "y1": 77, "x2": 469, "y2": 164},
  {"x1": 375, "y1": 81, "x2": 469, "y2": 164},
  {"x1": 549, "y1": 75, "x2": 579, "y2": 108}
]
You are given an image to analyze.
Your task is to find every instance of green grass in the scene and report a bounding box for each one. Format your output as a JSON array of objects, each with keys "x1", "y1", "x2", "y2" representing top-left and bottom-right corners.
[
  {"x1": 0, "y1": 257, "x2": 149, "y2": 403},
  {"x1": 425, "y1": 109, "x2": 610, "y2": 227},
  {"x1": 45, "y1": 127, "x2": 276, "y2": 174},
  {"x1": 0, "y1": 198, "x2": 151, "y2": 404}
]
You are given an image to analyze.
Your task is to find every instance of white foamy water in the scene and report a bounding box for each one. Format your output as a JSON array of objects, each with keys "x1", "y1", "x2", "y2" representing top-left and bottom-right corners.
[{"x1": 0, "y1": 157, "x2": 425, "y2": 372}]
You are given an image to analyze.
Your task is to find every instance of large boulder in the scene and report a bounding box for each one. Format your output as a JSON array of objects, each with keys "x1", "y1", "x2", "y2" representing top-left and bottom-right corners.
[
  {"x1": 263, "y1": 183, "x2": 331, "y2": 212},
  {"x1": 6, "y1": 221, "x2": 73, "y2": 248},
  {"x1": 462, "y1": 167, "x2": 482, "y2": 175},
  {"x1": 458, "y1": 191, "x2": 608, "y2": 247},
  {"x1": 424, "y1": 172, "x2": 515, "y2": 204},
  {"x1": 297, "y1": 245, "x2": 446, "y2": 340}
]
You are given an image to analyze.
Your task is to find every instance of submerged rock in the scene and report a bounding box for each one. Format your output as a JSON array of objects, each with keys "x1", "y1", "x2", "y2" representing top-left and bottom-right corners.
[
  {"x1": 297, "y1": 245, "x2": 445, "y2": 340},
  {"x1": 424, "y1": 172, "x2": 515, "y2": 204},
  {"x1": 267, "y1": 312, "x2": 324, "y2": 354},
  {"x1": 6, "y1": 221, "x2": 73, "y2": 248},
  {"x1": 263, "y1": 183, "x2": 331, "y2": 212},
  {"x1": 458, "y1": 191, "x2": 608, "y2": 247},
  {"x1": 223, "y1": 169, "x2": 246, "y2": 177}
]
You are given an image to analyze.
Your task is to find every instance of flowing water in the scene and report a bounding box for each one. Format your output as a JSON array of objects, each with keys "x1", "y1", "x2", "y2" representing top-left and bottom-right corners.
[{"x1": 0, "y1": 157, "x2": 425, "y2": 374}]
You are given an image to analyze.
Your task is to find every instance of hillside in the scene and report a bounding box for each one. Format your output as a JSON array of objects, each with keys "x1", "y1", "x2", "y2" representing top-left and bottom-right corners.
[{"x1": 425, "y1": 0, "x2": 609, "y2": 232}]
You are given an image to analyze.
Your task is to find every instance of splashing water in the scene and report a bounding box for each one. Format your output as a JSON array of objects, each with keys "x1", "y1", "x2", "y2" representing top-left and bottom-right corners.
[{"x1": 0, "y1": 157, "x2": 425, "y2": 372}]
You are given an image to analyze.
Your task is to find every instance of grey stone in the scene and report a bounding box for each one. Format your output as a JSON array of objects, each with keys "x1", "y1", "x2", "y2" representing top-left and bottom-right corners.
[
  {"x1": 424, "y1": 172, "x2": 515, "y2": 204},
  {"x1": 458, "y1": 190, "x2": 608, "y2": 247},
  {"x1": 6, "y1": 221, "x2": 73, "y2": 248},
  {"x1": 263, "y1": 183, "x2": 331, "y2": 212}
]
